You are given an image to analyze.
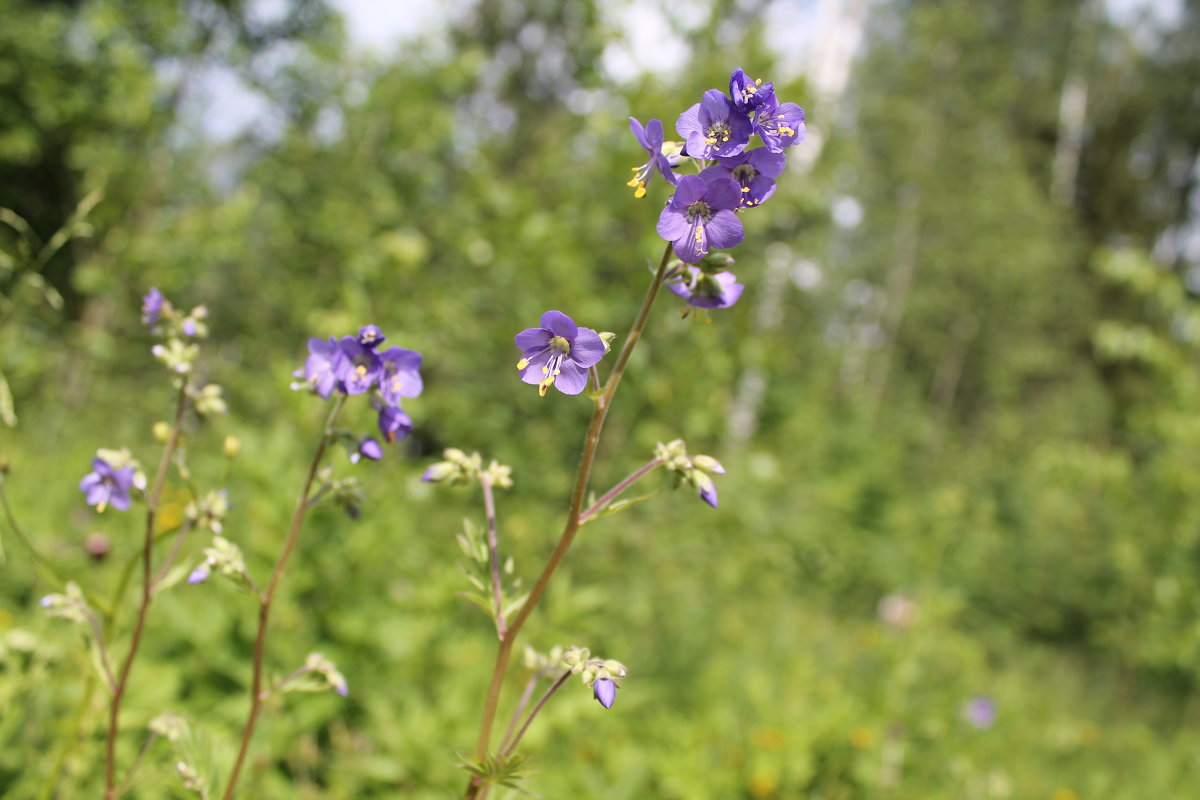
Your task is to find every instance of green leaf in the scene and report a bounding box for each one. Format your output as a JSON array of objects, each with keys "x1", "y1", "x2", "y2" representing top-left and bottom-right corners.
[{"x1": 590, "y1": 491, "x2": 660, "y2": 522}]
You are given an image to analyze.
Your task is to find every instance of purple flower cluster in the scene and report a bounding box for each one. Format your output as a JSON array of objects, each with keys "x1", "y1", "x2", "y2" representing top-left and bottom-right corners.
[
  {"x1": 627, "y1": 68, "x2": 805, "y2": 310},
  {"x1": 294, "y1": 325, "x2": 423, "y2": 450}
]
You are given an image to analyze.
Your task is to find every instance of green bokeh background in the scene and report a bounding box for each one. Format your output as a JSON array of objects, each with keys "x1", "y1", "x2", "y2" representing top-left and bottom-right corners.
[{"x1": 3, "y1": 0, "x2": 1200, "y2": 798}]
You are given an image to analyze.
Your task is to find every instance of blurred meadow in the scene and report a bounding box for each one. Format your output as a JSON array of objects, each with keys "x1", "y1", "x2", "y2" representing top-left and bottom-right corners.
[{"x1": 4, "y1": 0, "x2": 1200, "y2": 797}]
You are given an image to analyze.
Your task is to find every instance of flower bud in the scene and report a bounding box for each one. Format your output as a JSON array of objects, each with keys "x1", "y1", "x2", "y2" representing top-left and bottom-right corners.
[
  {"x1": 153, "y1": 421, "x2": 171, "y2": 443},
  {"x1": 593, "y1": 677, "x2": 617, "y2": 709},
  {"x1": 223, "y1": 435, "x2": 241, "y2": 459},
  {"x1": 599, "y1": 332, "x2": 617, "y2": 353},
  {"x1": 85, "y1": 532, "x2": 110, "y2": 560},
  {"x1": 692, "y1": 454, "x2": 726, "y2": 474},
  {"x1": 421, "y1": 461, "x2": 457, "y2": 483},
  {"x1": 193, "y1": 384, "x2": 227, "y2": 417}
]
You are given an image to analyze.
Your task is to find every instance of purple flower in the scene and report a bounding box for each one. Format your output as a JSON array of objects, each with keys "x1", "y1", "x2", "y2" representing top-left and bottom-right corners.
[
  {"x1": 627, "y1": 117, "x2": 680, "y2": 198},
  {"x1": 708, "y1": 148, "x2": 786, "y2": 208},
  {"x1": 357, "y1": 325, "x2": 386, "y2": 349},
  {"x1": 299, "y1": 337, "x2": 341, "y2": 399},
  {"x1": 79, "y1": 458, "x2": 136, "y2": 512},
  {"x1": 187, "y1": 565, "x2": 210, "y2": 584},
  {"x1": 964, "y1": 696, "x2": 996, "y2": 730},
  {"x1": 377, "y1": 405, "x2": 413, "y2": 443},
  {"x1": 676, "y1": 89, "x2": 752, "y2": 160},
  {"x1": 698, "y1": 481, "x2": 718, "y2": 509},
  {"x1": 594, "y1": 677, "x2": 617, "y2": 709},
  {"x1": 351, "y1": 438, "x2": 383, "y2": 463},
  {"x1": 667, "y1": 266, "x2": 745, "y2": 309},
  {"x1": 656, "y1": 173, "x2": 744, "y2": 264},
  {"x1": 753, "y1": 92, "x2": 806, "y2": 153},
  {"x1": 141, "y1": 288, "x2": 164, "y2": 326},
  {"x1": 378, "y1": 346, "x2": 423, "y2": 407},
  {"x1": 333, "y1": 337, "x2": 382, "y2": 395},
  {"x1": 514, "y1": 310, "x2": 607, "y2": 396},
  {"x1": 729, "y1": 68, "x2": 773, "y2": 112}
]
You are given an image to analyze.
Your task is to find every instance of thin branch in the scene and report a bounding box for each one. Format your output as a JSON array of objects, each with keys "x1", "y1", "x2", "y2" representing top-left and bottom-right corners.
[
  {"x1": 578, "y1": 457, "x2": 663, "y2": 524},
  {"x1": 498, "y1": 675, "x2": 539, "y2": 754},
  {"x1": 479, "y1": 474, "x2": 505, "y2": 639},
  {"x1": 105, "y1": 378, "x2": 190, "y2": 799},
  {"x1": 220, "y1": 394, "x2": 346, "y2": 800},
  {"x1": 501, "y1": 670, "x2": 572, "y2": 757}
]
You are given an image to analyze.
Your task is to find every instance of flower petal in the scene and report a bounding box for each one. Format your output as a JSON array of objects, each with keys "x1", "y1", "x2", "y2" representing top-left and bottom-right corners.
[
  {"x1": 656, "y1": 206, "x2": 690, "y2": 242},
  {"x1": 552, "y1": 360, "x2": 589, "y2": 395},
  {"x1": 703, "y1": 210, "x2": 745, "y2": 251},
  {"x1": 569, "y1": 327, "x2": 606, "y2": 368},
  {"x1": 702, "y1": 176, "x2": 743, "y2": 211},
  {"x1": 515, "y1": 327, "x2": 550, "y2": 351},
  {"x1": 540, "y1": 310, "x2": 578, "y2": 339}
]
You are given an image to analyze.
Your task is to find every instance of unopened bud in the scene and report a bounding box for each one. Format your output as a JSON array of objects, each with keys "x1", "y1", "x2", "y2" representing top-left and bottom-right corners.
[
  {"x1": 223, "y1": 435, "x2": 241, "y2": 459},
  {"x1": 153, "y1": 421, "x2": 171, "y2": 443}
]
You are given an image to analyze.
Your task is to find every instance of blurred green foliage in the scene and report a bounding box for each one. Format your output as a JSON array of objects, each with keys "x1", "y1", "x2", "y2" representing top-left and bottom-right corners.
[{"x1": 3, "y1": 0, "x2": 1200, "y2": 797}]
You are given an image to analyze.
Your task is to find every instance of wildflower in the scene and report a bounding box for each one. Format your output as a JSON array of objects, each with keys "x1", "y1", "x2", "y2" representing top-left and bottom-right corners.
[
  {"x1": 594, "y1": 677, "x2": 616, "y2": 709},
  {"x1": 676, "y1": 89, "x2": 752, "y2": 160},
  {"x1": 627, "y1": 117, "x2": 680, "y2": 198},
  {"x1": 351, "y1": 438, "x2": 383, "y2": 464},
  {"x1": 377, "y1": 405, "x2": 413, "y2": 443},
  {"x1": 963, "y1": 696, "x2": 996, "y2": 730},
  {"x1": 79, "y1": 457, "x2": 136, "y2": 512},
  {"x1": 667, "y1": 266, "x2": 745, "y2": 309},
  {"x1": 333, "y1": 337, "x2": 382, "y2": 395},
  {"x1": 708, "y1": 148, "x2": 786, "y2": 208},
  {"x1": 296, "y1": 337, "x2": 340, "y2": 399},
  {"x1": 656, "y1": 173, "x2": 744, "y2": 264},
  {"x1": 753, "y1": 91, "x2": 806, "y2": 153},
  {"x1": 514, "y1": 310, "x2": 607, "y2": 396},
  {"x1": 357, "y1": 324, "x2": 386, "y2": 349},
  {"x1": 378, "y1": 346, "x2": 423, "y2": 407},
  {"x1": 729, "y1": 68, "x2": 773, "y2": 112},
  {"x1": 141, "y1": 288, "x2": 165, "y2": 326}
]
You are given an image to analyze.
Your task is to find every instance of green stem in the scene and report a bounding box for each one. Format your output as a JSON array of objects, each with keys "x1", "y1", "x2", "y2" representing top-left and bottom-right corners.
[
  {"x1": 578, "y1": 457, "x2": 664, "y2": 524},
  {"x1": 105, "y1": 378, "x2": 190, "y2": 799},
  {"x1": 479, "y1": 474, "x2": 505, "y2": 639},
  {"x1": 500, "y1": 670, "x2": 572, "y2": 758},
  {"x1": 463, "y1": 243, "x2": 674, "y2": 798},
  {"x1": 219, "y1": 395, "x2": 346, "y2": 800}
]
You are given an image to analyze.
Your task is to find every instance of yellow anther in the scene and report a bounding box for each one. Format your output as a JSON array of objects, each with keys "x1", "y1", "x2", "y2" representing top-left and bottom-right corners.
[
  {"x1": 634, "y1": 185, "x2": 647, "y2": 198},
  {"x1": 542, "y1": 365, "x2": 549, "y2": 374},
  {"x1": 779, "y1": 125, "x2": 795, "y2": 136},
  {"x1": 517, "y1": 357, "x2": 530, "y2": 370},
  {"x1": 741, "y1": 186, "x2": 750, "y2": 192}
]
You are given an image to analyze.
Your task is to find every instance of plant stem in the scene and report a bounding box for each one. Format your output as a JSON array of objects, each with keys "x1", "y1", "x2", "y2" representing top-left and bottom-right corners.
[
  {"x1": 219, "y1": 395, "x2": 346, "y2": 800},
  {"x1": 104, "y1": 379, "x2": 189, "y2": 799},
  {"x1": 578, "y1": 457, "x2": 664, "y2": 524},
  {"x1": 498, "y1": 675, "x2": 539, "y2": 753},
  {"x1": 501, "y1": 670, "x2": 572, "y2": 758},
  {"x1": 479, "y1": 474, "x2": 505, "y2": 639},
  {"x1": 463, "y1": 242, "x2": 674, "y2": 799},
  {"x1": 152, "y1": 518, "x2": 196, "y2": 588}
]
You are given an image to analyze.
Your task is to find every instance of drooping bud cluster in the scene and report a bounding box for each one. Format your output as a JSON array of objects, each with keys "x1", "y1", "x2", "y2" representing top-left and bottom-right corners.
[
  {"x1": 422, "y1": 447, "x2": 513, "y2": 489},
  {"x1": 143, "y1": 288, "x2": 211, "y2": 374},
  {"x1": 562, "y1": 645, "x2": 629, "y2": 710},
  {"x1": 187, "y1": 535, "x2": 249, "y2": 586},
  {"x1": 39, "y1": 581, "x2": 89, "y2": 623},
  {"x1": 185, "y1": 489, "x2": 230, "y2": 534},
  {"x1": 303, "y1": 652, "x2": 349, "y2": 697},
  {"x1": 148, "y1": 712, "x2": 189, "y2": 742},
  {"x1": 655, "y1": 439, "x2": 726, "y2": 509}
]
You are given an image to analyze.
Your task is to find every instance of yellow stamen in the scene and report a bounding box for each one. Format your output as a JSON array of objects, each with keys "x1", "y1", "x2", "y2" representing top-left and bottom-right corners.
[
  {"x1": 517, "y1": 357, "x2": 530, "y2": 370},
  {"x1": 634, "y1": 185, "x2": 647, "y2": 198}
]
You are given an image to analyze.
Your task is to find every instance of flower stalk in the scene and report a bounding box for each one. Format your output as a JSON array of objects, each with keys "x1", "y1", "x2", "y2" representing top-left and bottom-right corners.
[
  {"x1": 220, "y1": 394, "x2": 347, "y2": 800},
  {"x1": 105, "y1": 378, "x2": 190, "y2": 799},
  {"x1": 463, "y1": 242, "x2": 674, "y2": 799}
]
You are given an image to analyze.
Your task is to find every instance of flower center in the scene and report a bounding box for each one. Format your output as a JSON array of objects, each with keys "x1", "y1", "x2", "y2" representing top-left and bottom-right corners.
[
  {"x1": 704, "y1": 122, "x2": 732, "y2": 146},
  {"x1": 732, "y1": 164, "x2": 758, "y2": 184},
  {"x1": 549, "y1": 335, "x2": 571, "y2": 354},
  {"x1": 686, "y1": 200, "x2": 713, "y2": 223}
]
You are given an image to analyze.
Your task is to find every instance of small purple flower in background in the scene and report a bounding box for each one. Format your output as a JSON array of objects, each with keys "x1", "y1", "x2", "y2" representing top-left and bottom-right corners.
[
  {"x1": 379, "y1": 347, "x2": 423, "y2": 407},
  {"x1": 514, "y1": 310, "x2": 607, "y2": 396},
  {"x1": 627, "y1": 117, "x2": 680, "y2": 198},
  {"x1": 593, "y1": 677, "x2": 617, "y2": 709},
  {"x1": 729, "y1": 68, "x2": 773, "y2": 112},
  {"x1": 676, "y1": 89, "x2": 752, "y2": 160},
  {"x1": 667, "y1": 266, "x2": 745, "y2": 310},
  {"x1": 141, "y1": 288, "x2": 164, "y2": 326},
  {"x1": 333, "y1": 337, "x2": 382, "y2": 395},
  {"x1": 963, "y1": 696, "x2": 997, "y2": 730},
  {"x1": 707, "y1": 148, "x2": 786, "y2": 208},
  {"x1": 754, "y1": 92, "x2": 806, "y2": 153},
  {"x1": 656, "y1": 173, "x2": 744, "y2": 264},
  {"x1": 298, "y1": 337, "x2": 341, "y2": 399},
  {"x1": 357, "y1": 324, "x2": 386, "y2": 349},
  {"x1": 79, "y1": 458, "x2": 135, "y2": 512},
  {"x1": 378, "y1": 405, "x2": 413, "y2": 443},
  {"x1": 351, "y1": 438, "x2": 383, "y2": 464}
]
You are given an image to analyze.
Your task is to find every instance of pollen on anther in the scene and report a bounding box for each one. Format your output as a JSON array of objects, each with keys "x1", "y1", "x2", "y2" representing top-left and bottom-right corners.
[{"x1": 517, "y1": 357, "x2": 530, "y2": 370}]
